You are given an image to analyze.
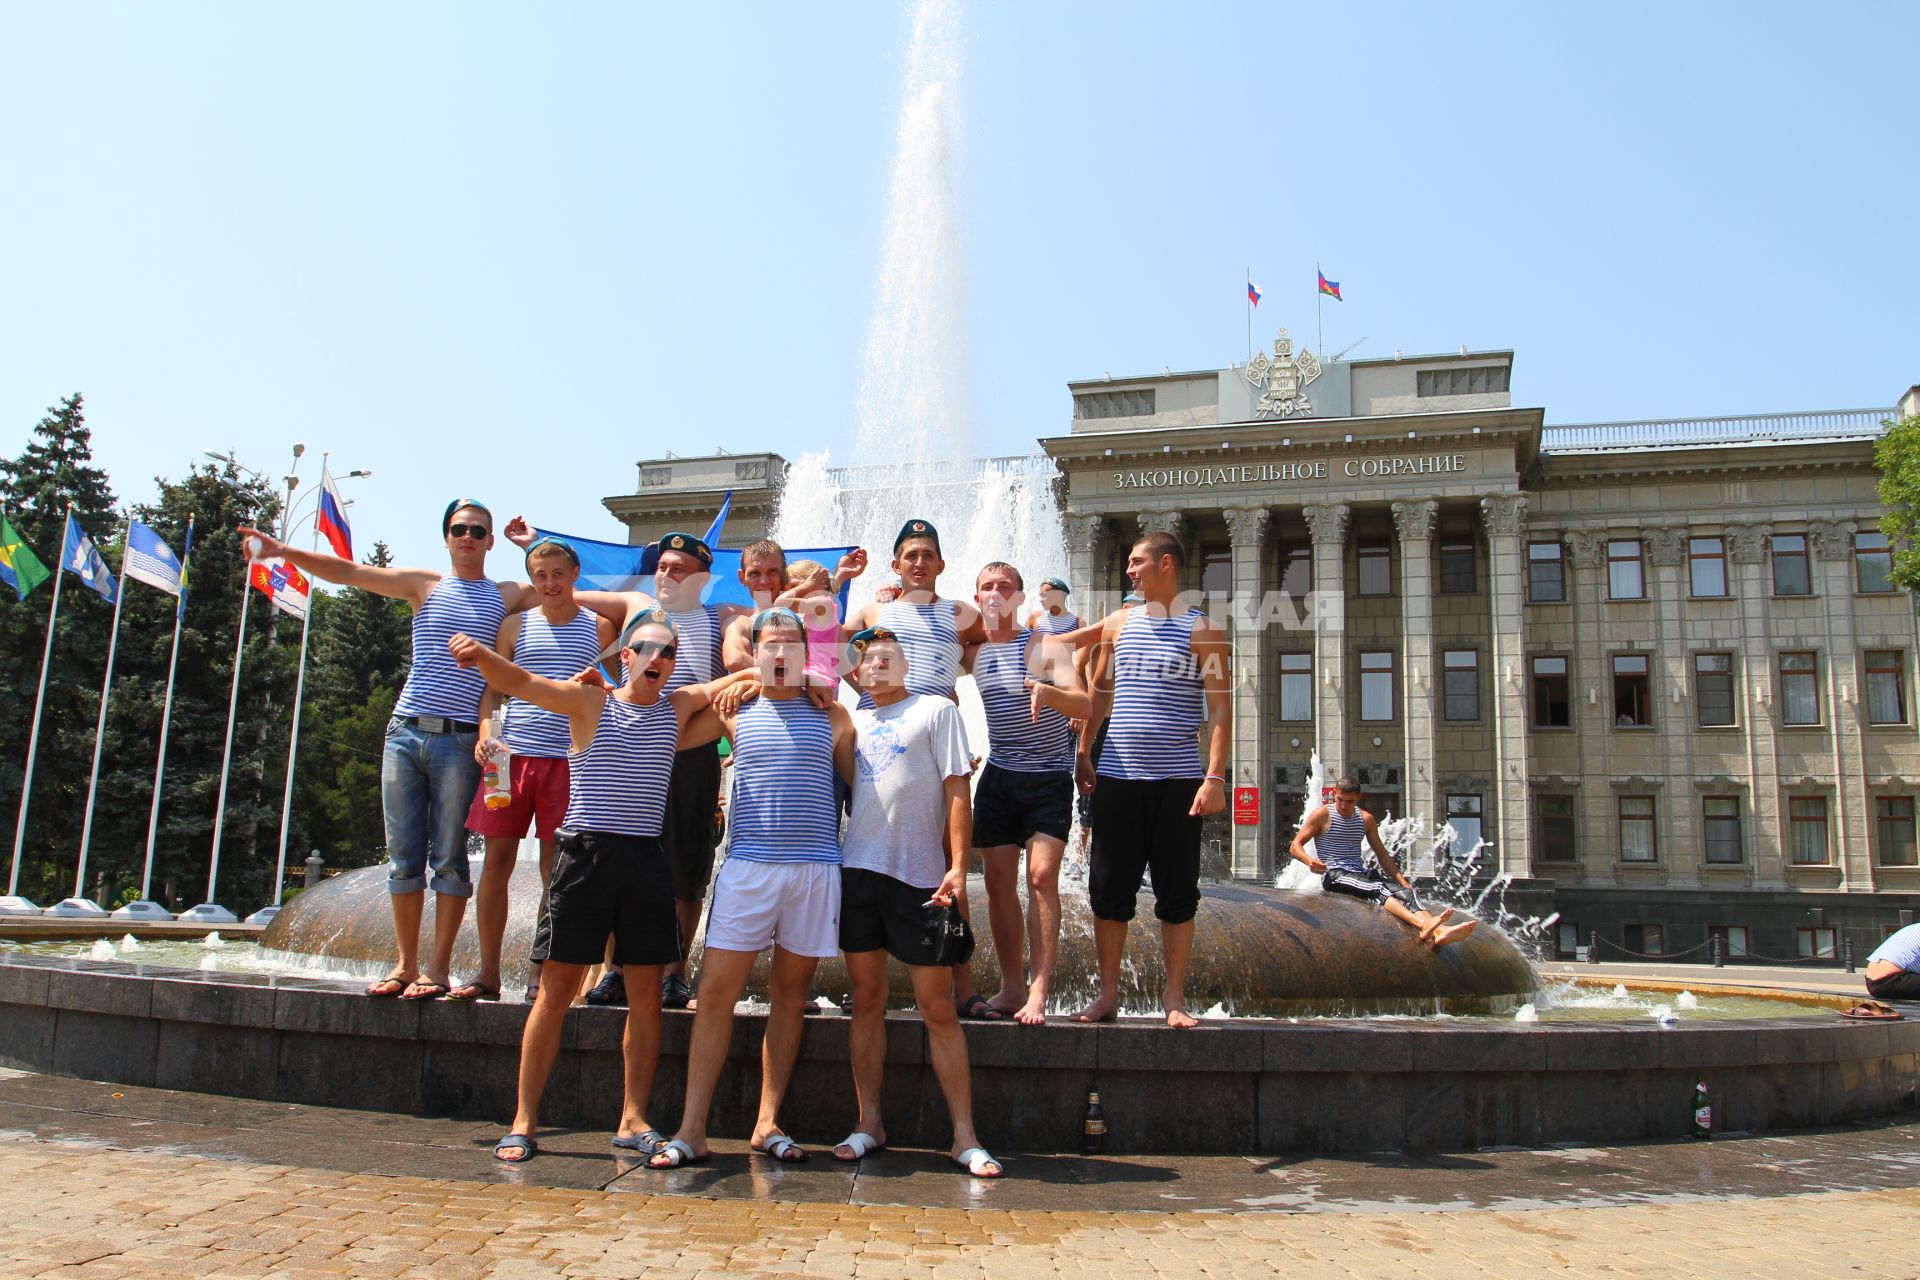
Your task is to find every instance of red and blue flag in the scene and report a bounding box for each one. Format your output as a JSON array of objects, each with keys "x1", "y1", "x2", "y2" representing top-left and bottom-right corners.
[
  {"x1": 1317, "y1": 270, "x2": 1342, "y2": 301},
  {"x1": 1247, "y1": 279, "x2": 1262, "y2": 307}
]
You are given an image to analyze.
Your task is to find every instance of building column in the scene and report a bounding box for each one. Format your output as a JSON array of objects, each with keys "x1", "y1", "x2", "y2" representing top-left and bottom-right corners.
[
  {"x1": 1302, "y1": 502, "x2": 1350, "y2": 777},
  {"x1": 1224, "y1": 505, "x2": 1272, "y2": 880},
  {"x1": 1724, "y1": 522, "x2": 1782, "y2": 888},
  {"x1": 1392, "y1": 497, "x2": 1439, "y2": 824},
  {"x1": 1481, "y1": 494, "x2": 1531, "y2": 876},
  {"x1": 1063, "y1": 513, "x2": 1110, "y2": 613},
  {"x1": 1564, "y1": 530, "x2": 1609, "y2": 878},
  {"x1": 1809, "y1": 518, "x2": 1863, "y2": 888}
]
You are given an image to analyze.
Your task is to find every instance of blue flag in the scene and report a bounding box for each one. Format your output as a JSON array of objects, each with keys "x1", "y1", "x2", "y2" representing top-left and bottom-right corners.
[
  {"x1": 531, "y1": 525, "x2": 856, "y2": 612},
  {"x1": 703, "y1": 490, "x2": 733, "y2": 548},
  {"x1": 61, "y1": 513, "x2": 118, "y2": 603}
]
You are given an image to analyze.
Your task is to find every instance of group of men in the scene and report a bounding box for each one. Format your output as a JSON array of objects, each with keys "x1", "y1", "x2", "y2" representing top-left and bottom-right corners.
[{"x1": 239, "y1": 497, "x2": 1468, "y2": 1175}]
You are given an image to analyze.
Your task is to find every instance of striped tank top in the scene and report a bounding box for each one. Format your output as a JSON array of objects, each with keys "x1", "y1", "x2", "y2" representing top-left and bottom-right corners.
[
  {"x1": 976, "y1": 630, "x2": 1072, "y2": 774},
  {"x1": 1318, "y1": 807, "x2": 1370, "y2": 874},
  {"x1": 394, "y1": 577, "x2": 508, "y2": 722},
  {"x1": 501, "y1": 609, "x2": 605, "y2": 759},
  {"x1": 725, "y1": 697, "x2": 841, "y2": 864},
  {"x1": 1096, "y1": 606, "x2": 1206, "y2": 781},
  {"x1": 858, "y1": 598, "x2": 961, "y2": 707},
  {"x1": 664, "y1": 604, "x2": 726, "y2": 692},
  {"x1": 1033, "y1": 609, "x2": 1081, "y2": 638},
  {"x1": 561, "y1": 695, "x2": 680, "y2": 837}
]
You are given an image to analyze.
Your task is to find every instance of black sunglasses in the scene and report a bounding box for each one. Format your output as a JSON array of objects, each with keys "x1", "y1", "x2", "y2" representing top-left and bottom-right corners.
[
  {"x1": 447, "y1": 523, "x2": 491, "y2": 541},
  {"x1": 630, "y1": 640, "x2": 678, "y2": 661}
]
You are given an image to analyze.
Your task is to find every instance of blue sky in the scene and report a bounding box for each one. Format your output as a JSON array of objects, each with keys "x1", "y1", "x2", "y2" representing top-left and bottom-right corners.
[{"x1": 3, "y1": 1, "x2": 1915, "y2": 573}]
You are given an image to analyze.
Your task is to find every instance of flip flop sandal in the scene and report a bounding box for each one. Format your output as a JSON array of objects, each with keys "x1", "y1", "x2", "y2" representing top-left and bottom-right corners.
[
  {"x1": 1840, "y1": 1000, "x2": 1905, "y2": 1021},
  {"x1": 365, "y1": 975, "x2": 411, "y2": 998},
  {"x1": 753, "y1": 1134, "x2": 809, "y2": 1163},
  {"x1": 957, "y1": 994, "x2": 1009, "y2": 1021},
  {"x1": 399, "y1": 981, "x2": 449, "y2": 1002},
  {"x1": 833, "y1": 1131, "x2": 885, "y2": 1162},
  {"x1": 953, "y1": 1146, "x2": 1003, "y2": 1178},
  {"x1": 445, "y1": 982, "x2": 501, "y2": 1002},
  {"x1": 493, "y1": 1133, "x2": 537, "y2": 1163},
  {"x1": 612, "y1": 1129, "x2": 668, "y2": 1154},
  {"x1": 648, "y1": 1139, "x2": 710, "y2": 1169}
]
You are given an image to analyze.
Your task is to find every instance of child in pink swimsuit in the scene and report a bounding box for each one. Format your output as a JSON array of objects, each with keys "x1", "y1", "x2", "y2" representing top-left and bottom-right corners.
[{"x1": 781, "y1": 560, "x2": 847, "y2": 688}]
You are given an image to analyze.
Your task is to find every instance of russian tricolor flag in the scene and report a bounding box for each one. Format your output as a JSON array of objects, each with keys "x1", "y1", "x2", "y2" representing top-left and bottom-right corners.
[
  {"x1": 317, "y1": 468, "x2": 353, "y2": 560},
  {"x1": 1247, "y1": 278, "x2": 1262, "y2": 307}
]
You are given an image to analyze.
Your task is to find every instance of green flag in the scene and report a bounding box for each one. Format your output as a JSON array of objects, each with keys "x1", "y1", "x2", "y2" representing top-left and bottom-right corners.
[{"x1": 0, "y1": 510, "x2": 51, "y2": 600}]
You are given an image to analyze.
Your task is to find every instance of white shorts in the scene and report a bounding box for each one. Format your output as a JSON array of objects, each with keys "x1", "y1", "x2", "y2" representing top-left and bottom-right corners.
[{"x1": 703, "y1": 857, "x2": 842, "y2": 959}]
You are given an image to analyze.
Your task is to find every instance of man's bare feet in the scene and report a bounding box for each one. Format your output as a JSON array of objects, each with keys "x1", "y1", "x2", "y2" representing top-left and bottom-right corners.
[
  {"x1": 1416, "y1": 907, "x2": 1454, "y2": 942},
  {"x1": 1013, "y1": 990, "x2": 1049, "y2": 1026},
  {"x1": 1164, "y1": 1003, "x2": 1199, "y2": 1029},
  {"x1": 1068, "y1": 995, "x2": 1118, "y2": 1023},
  {"x1": 1430, "y1": 919, "x2": 1478, "y2": 948}
]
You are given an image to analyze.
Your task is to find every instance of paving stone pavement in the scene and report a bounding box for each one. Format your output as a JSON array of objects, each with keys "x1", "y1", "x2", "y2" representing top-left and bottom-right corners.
[{"x1": 1, "y1": 1072, "x2": 1918, "y2": 1278}]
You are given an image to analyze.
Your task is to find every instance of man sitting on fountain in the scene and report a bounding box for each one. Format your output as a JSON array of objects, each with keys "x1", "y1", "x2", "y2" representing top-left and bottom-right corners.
[
  {"x1": 647, "y1": 608, "x2": 857, "y2": 1169},
  {"x1": 832, "y1": 626, "x2": 1002, "y2": 1178},
  {"x1": 1864, "y1": 921, "x2": 1920, "y2": 1003},
  {"x1": 1290, "y1": 776, "x2": 1477, "y2": 948},
  {"x1": 446, "y1": 610, "x2": 754, "y2": 1163},
  {"x1": 1070, "y1": 532, "x2": 1230, "y2": 1029},
  {"x1": 960, "y1": 562, "x2": 1089, "y2": 1025}
]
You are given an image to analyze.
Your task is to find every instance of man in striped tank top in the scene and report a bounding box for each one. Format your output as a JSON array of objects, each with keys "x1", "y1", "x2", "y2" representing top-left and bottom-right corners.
[
  {"x1": 1291, "y1": 776, "x2": 1476, "y2": 947},
  {"x1": 719, "y1": 539, "x2": 868, "y2": 671},
  {"x1": 1072, "y1": 531, "x2": 1232, "y2": 1029},
  {"x1": 452, "y1": 537, "x2": 617, "y2": 1003},
  {"x1": 844, "y1": 519, "x2": 989, "y2": 704},
  {"x1": 1022, "y1": 576, "x2": 1080, "y2": 638},
  {"x1": 241, "y1": 502, "x2": 635, "y2": 1003},
  {"x1": 958, "y1": 563, "x2": 1089, "y2": 1026},
  {"x1": 448, "y1": 610, "x2": 754, "y2": 1164}
]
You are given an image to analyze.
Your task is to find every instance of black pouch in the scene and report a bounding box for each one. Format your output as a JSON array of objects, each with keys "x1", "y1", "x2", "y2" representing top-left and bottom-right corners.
[{"x1": 924, "y1": 902, "x2": 975, "y2": 967}]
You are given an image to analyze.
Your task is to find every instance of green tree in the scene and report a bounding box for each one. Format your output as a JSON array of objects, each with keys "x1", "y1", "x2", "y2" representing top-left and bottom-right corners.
[{"x1": 1875, "y1": 413, "x2": 1920, "y2": 596}]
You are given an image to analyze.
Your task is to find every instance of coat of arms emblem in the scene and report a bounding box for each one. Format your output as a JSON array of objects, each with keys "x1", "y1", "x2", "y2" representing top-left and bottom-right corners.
[{"x1": 1243, "y1": 328, "x2": 1322, "y2": 419}]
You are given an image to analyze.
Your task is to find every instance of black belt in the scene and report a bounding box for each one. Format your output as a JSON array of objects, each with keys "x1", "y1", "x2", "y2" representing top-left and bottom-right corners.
[{"x1": 400, "y1": 715, "x2": 480, "y2": 734}]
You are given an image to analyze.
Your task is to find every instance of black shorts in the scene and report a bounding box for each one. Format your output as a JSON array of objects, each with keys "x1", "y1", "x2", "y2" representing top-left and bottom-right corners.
[
  {"x1": 531, "y1": 829, "x2": 681, "y2": 967},
  {"x1": 1867, "y1": 970, "x2": 1920, "y2": 1002},
  {"x1": 1321, "y1": 866, "x2": 1416, "y2": 910},
  {"x1": 838, "y1": 867, "x2": 975, "y2": 968},
  {"x1": 1087, "y1": 776, "x2": 1202, "y2": 924},
  {"x1": 973, "y1": 762, "x2": 1073, "y2": 848},
  {"x1": 664, "y1": 742, "x2": 722, "y2": 902}
]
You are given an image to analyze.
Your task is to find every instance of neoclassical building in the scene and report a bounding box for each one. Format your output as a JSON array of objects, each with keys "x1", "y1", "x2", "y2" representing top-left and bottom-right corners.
[{"x1": 607, "y1": 344, "x2": 1920, "y2": 962}]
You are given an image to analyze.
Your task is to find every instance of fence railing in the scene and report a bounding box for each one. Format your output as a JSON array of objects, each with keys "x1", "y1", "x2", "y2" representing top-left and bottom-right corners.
[{"x1": 1543, "y1": 408, "x2": 1892, "y2": 453}]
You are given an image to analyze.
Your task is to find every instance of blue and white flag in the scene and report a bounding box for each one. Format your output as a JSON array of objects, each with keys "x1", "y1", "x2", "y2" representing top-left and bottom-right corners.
[
  {"x1": 61, "y1": 512, "x2": 118, "y2": 603},
  {"x1": 703, "y1": 490, "x2": 733, "y2": 548},
  {"x1": 125, "y1": 519, "x2": 185, "y2": 596},
  {"x1": 530, "y1": 523, "x2": 856, "y2": 612}
]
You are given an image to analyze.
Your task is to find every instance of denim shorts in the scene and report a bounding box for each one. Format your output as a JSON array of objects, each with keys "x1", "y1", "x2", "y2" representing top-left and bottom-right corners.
[{"x1": 381, "y1": 717, "x2": 481, "y2": 896}]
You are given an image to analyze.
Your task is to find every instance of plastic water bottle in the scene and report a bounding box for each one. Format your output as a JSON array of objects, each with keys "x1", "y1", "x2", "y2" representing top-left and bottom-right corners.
[
  {"x1": 1081, "y1": 1090, "x2": 1107, "y2": 1155},
  {"x1": 1690, "y1": 1080, "x2": 1712, "y2": 1139},
  {"x1": 481, "y1": 711, "x2": 512, "y2": 810}
]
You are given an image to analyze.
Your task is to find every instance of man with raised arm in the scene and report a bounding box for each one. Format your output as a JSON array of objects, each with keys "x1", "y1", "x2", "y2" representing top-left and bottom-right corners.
[
  {"x1": 448, "y1": 609, "x2": 752, "y2": 1163},
  {"x1": 1291, "y1": 776, "x2": 1476, "y2": 947},
  {"x1": 843, "y1": 519, "x2": 988, "y2": 706},
  {"x1": 961, "y1": 563, "x2": 1089, "y2": 1025},
  {"x1": 1071, "y1": 531, "x2": 1231, "y2": 1029},
  {"x1": 452, "y1": 536, "x2": 616, "y2": 1003},
  {"x1": 648, "y1": 608, "x2": 857, "y2": 1169},
  {"x1": 719, "y1": 540, "x2": 867, "y2": 672},
  {"x1": 830, "y1": 626, "x2": 1002, "y2": 1176},
  {"x1": 239, "y1": 502, "x2": 633, "y2": 1002}
]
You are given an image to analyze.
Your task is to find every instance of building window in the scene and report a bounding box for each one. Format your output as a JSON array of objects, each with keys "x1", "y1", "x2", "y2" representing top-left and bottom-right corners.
[
  {"x1": 1789, "y1": 796, "x2": 1829, "y2": 865},
  {"x1": 1771, "y1": 533, "x2": 1811, "y2": 596},
  {"x1": 1442, "y1": 649, "x2": 1479, "y2": 721},
  {"x1": 1279, "y1": 544, "x2": 1311, "y2": 597},
  {"x1": 1694, "y1": 652, "x2": 1735, "y2": 728},
  {"x1": 1688, "y1": 536, "x2": 1728, "y2": 597},
  {"x1": 1445, "y1": 794, "x2": 1482, "y2": 853},
  {"x1": 1797, "y1": 928, "x2": 1837, "y2": 960},
  {"x1": 1531, "y1": 656, "x2": 1571, "y2": 728},
  {"x1": 1618, "y1": 795, "x2": 1657, "y2": 862},
  {"x1": 1555, "y1": 921, "x2": 1581, "y2": 959},
  {"x1": 1612, "y1": 654, "x2": 1651, "y2": 728},
  {"x1": 733, "y1": 459, "x2": 769, "y2": 482},
  {"x1": 1359, "y1": 650, "x2": 1394, "y2": 722},
  {"x1": 1528, "y1": 540, "x2": 1566, "y2": 603},
  {"x1": 1778, "y1": 651, "x2": 1820, "y2": 726},
  {"x1": 1623, "y1": 923, "x2": 1665, "y2": 955},
  {"x1": 1438, "y1": 535, "x2": 1477, "y2": 594},
  {"x1": 1866, "y1": 649, "x2": 1906, "y2": 725},
  {"x1": 1708, "y1": 924, "x2": 1749, "y2": 959},
  {"x1": 1537, "y1": 795, "x2": 1576, "y2": 862},
  {"x1": 1877, "y1": 796, "x2": 1917, "y2": 866},
  {"x1": 1856, "y1": 530, "x2": 1895, "y2": 593},
  {"x1": 1416, "y1": 366, "x2": 1511, "y2": 397},
  {"x1": 1075, "y1": 388, "x2": 1156, "y2": 419},
  {"x1": 1702, "y1": 796, "x2": 1743, "y2": 864},
  {"x1": 1279, "y1": 652, "x2": 1312, "y2": 722},
  {"x1": 641, "y1": 466, "x2": 672, "y2": 488},
  {"x1": 1607, "y1": 539, "x2": 1644, "y2": 600},
  {"x1": 1357, "y1": 542, "x2": 1393, "y2": 595}
]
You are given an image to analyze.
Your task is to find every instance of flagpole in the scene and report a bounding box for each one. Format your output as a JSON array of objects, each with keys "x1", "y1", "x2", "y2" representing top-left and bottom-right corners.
[
  {"x1": 1316, "y1": 260, "x2": 1323, "y2": 361},
  {"x1": 3, "y1": 510, "x2": 68, "y2": 912},
  {"x1": 192, "y1": 564, "x2": 254, "y2": 923},
  {"x1": 134, "y1": 514, "x2": 194, "y2": 911},
  {"x1": 1245, "y1": 267, "x2": 1252, "y2": 366},
  {"x1": 263, "y1": 519, "x2": 317, "y2": 916},
  {"x1": 70, "y1": 521, "x2": 131, "y2": 911}
]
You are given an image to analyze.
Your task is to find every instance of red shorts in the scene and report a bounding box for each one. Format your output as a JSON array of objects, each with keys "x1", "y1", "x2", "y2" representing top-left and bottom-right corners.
[{"x1": 465, "y1": 755, "x2": 570, "y2": 842}]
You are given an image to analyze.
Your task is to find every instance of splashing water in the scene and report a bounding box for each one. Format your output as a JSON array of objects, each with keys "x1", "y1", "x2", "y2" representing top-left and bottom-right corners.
[
  {"x1": 202, "y1": 932, "x2": 226, "y2": 949},
  {"x1": 1677, "y1": 990, "x2": 1700, "y2": 1010},
  {"x1": 118, "y1": 934, "x2": 141, "y2": 953},
  {"x1": 1514, "y1": 1002, "x2": 1540, "y2": 1022},
  {"x1": 87, "y1": 940, "x2": 116, "y2": 961}
]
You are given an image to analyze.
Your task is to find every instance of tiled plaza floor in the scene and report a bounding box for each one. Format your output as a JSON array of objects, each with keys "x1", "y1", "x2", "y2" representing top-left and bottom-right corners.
[{"x1": 0, "y1": 1070, "x2": 1917, "y2": 1277}]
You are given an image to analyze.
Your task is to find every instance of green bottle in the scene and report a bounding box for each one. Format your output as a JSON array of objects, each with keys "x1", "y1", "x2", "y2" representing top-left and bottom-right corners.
[{"x1": 1690, "y1": 1080, "x2": 1712, "y2": 1139}]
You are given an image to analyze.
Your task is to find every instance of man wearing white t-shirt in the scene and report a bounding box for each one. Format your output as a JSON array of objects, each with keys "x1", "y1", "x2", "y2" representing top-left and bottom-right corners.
[{"x1": 831, "y1": 626, "x2": 1003, "y2": 1179}]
